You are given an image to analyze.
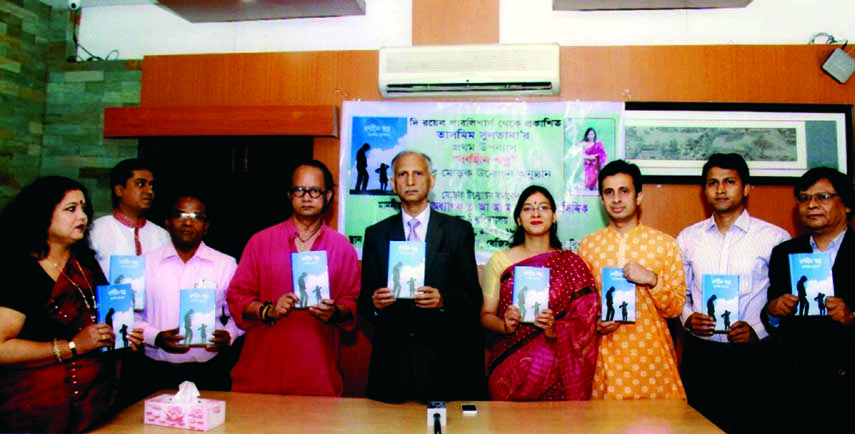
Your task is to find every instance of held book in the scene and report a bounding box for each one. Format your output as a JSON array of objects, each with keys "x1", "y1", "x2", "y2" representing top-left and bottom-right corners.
[
  {"x1": 701, "y1": 274, "x2": 740, "y2": 333},
  {"x1": 109, "y1": 255, "x2": 145, "y2": 312},
  {"x1": 387, "y1": 241, "x2": 425, "y2": 299},
  {"x1": 601, "y1": 267, "x2": 636, "y2": 323},
  {"x1": 788, "y1": 252, "x2": 834, "y2": 316},
  {"x1": 291, "y1": 251, "x2": 331, "y2": 309},
  {"x1": 95, "y1": 283, "x2": 134, "y2": 350},
  {"x1": 512, "y1": 266, "x2": 549, "y2": 323},
  {"x1": 179, "y1": 288, "x2": 217, "y2": 347}
]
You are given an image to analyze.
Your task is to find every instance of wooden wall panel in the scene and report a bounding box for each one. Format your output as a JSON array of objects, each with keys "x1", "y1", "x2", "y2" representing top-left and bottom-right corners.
[{"x1": 412, "y1": 0, "x2": 500, "y2": 45}]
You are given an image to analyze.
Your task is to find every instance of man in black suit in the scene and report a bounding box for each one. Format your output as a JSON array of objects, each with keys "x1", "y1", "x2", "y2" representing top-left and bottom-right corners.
[
  {"x1": 762, "y1": 167, "x2": 855, "y2": 431},
  {"x1": 359, "y1": 150, "x2": 485, "y2": 403}
]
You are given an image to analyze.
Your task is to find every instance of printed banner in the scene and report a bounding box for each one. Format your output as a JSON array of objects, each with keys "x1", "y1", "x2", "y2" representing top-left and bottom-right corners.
[{"x1": 339, "y1": 101, "x2": 624, "y2": 263}]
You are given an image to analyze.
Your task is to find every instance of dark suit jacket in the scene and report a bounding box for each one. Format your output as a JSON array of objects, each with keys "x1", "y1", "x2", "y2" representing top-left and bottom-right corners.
[
  {"x1": 359, "y1": 209, "x2": 485, "y2": 403},
  {"x1": 761, "y1": 227, "x2": 855, "y2": 380}
]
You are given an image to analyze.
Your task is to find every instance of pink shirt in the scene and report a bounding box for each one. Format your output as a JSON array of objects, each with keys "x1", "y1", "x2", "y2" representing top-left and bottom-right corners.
[
  {"x1": 136, "y1": 242, "x2": 241, "y2": 363},
  {"x1": 226, "y1": 220, "x2": 360, "y2": 396}
]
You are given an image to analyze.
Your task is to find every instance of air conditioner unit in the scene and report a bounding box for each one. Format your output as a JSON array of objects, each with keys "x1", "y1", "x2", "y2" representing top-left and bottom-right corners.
[{"x1": 378, "y1": 44, "x2": 560, "y2": 98}]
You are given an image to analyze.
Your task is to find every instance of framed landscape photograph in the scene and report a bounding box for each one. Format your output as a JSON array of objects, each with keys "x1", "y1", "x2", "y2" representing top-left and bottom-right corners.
[{"x1": 623, "y1": 102, "x2": 853, "y2": 184}]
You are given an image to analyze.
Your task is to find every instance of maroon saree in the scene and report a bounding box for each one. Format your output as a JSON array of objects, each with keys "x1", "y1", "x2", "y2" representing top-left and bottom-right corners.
[
  {"x1": 487, "y1": 250, "x2": 598, "y2": 401},
  {"x1": 0, "y1": 255, "x2": 118, "y2": 434}
]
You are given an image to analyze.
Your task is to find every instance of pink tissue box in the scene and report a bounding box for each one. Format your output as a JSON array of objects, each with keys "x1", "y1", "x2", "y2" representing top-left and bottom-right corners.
[{"x1": 144, "y1": 394, "x2": 226, "y2": 431}]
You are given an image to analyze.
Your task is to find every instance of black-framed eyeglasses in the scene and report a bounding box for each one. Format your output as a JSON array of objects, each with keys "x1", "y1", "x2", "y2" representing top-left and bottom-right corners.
[
  {"x1": 797, "y1": 192, "x2": 838, "y2": 204},
  {"x1": 290, "y1": 187, "x2": 325, "y2": 198},
  {"x1": 171, "y1": 211, "x2": 206, "y2": 221}
]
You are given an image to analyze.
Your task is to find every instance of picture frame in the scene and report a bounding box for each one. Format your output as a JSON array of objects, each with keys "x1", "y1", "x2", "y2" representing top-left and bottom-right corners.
[{"x1": 623, "y1": 102, "x2": 853, "y2": 184}]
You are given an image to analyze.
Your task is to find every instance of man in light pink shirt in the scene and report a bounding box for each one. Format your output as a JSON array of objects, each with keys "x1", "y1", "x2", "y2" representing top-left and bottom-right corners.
[{"x1": 125, "y1": 195, "x2": 242, "y2": 404}]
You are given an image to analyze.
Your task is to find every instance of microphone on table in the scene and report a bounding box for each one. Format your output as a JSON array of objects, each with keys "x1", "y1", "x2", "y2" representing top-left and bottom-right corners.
[{"x1": 427, "y1": 401, "x2": 446, "y2": 434}]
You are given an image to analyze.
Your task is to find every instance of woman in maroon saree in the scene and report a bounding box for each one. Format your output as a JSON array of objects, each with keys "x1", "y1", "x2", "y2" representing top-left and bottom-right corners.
[
  {"x1": 480, "y1": 186, "x2": 598, "y2": 400},
  {"x1": 0, "y1": 177, "x2": 142, "y2": 433}
]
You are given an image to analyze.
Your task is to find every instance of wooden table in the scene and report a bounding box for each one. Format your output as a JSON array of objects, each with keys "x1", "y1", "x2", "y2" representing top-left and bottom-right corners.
[{"x1": 93, "y1": 392, "x2": 723, "y2": 433}]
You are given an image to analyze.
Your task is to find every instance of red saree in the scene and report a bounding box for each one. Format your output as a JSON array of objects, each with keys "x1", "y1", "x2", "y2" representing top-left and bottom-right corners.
[
  {"x1": 487, "y1": 250, "x2": 598, "y2": 401},
  {"x1": 0, "y1": 255, "x2": 118, "y2": 434}
]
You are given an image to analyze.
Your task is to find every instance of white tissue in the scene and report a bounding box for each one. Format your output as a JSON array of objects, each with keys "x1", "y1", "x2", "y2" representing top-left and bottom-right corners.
[{"x1": 173, "y1": 381, "x2": 201, "y2": 403}]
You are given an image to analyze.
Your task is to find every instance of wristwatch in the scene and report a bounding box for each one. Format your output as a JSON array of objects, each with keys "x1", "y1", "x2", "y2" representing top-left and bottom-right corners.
[{"x1": 67, "y1": 340, "x2": 78, "y2": 359}]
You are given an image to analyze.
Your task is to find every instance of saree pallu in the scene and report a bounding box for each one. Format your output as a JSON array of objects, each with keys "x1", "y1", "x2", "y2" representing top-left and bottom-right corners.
[
  {"x1": 0, "y1": 256, "x2": 118, "y2": 434},
  {"x1": 487, "y1": 251, "x2": 598, "y2": 401}
]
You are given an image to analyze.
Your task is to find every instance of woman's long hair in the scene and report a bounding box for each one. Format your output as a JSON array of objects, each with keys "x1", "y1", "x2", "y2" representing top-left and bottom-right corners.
[
  {"x1": 510, "y1": 185, "x2": 562, "y2": 249},
  {"x1": 1, "y1": 176, "x2": 96, "y2": 259}
]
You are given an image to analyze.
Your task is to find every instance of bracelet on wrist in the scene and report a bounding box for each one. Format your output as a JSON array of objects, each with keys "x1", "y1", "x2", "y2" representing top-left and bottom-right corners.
[
  {"x1": 260, "y1": 301, "x2": 277, "y2": 325},
  {"x1": 52, "y1": 339, "x2": 64, "y2": 364}
]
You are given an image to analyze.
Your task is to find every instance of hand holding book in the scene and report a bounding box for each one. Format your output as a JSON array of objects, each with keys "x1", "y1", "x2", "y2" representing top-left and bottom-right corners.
[
  {"x1": 205, "y1": 329, "x2": 231, "y2": 353},
  {"x1": 155, "y1": 328, "x2": 190, "y2": 354},
  {"x1": 622, "y1": 261, "x2": 657, "y2": 288},
  {"x1": 533, "y1": 309, "x2": 556, "y2": 339},
  {"x1": 767, "y1": 294, "x2": 798, "y2": 317},
  {"x1": 502, "y1": 305, "x2": 522, "y2": 334},
  {"x1": 684, "y1": 312, "x2": 715, "y2": 337},
  {"x1": 414, "y1": 286, "x2": 443, "y2": 309},
  {"x1": 726, "y1": 321, "x2": 758, "y2": 343},
  {"x1": 826, "y1": 296, "x2": 855, "y2": 325}
]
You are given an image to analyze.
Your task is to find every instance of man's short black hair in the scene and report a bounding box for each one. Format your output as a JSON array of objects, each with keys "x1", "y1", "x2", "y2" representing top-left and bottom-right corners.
[
  {"x1": 701, "y1": 153, "x2": 750, "y2": 186},
  {"x1": 795, "y1": 167, "x2": 855, "y2": 220},
  {"x1": 598, "y1": 160, "x2": 642, "y2": 196}
]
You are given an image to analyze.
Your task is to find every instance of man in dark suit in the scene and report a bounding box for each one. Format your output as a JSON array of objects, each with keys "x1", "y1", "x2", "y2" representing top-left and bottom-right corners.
[
  {"x1": 359, "y1": 150, "x2": 485, "y2": 403},
  {"x1": 762, "y1": 167, "x2": 855, "y2": 431}
]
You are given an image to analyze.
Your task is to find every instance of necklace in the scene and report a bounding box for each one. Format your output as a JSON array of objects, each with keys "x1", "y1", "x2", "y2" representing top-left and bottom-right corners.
[
  {"x1": 294, "y1": 222, "x2": 322, "y2": 251},
  {"x1": 48, "y1": 255, "x2": 98, "y2": 322}
]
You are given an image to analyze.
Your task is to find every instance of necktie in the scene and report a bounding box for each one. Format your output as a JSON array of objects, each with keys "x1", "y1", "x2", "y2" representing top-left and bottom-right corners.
[{"x1": 407, "y1": 219, "x2": 421, "y2": 241}]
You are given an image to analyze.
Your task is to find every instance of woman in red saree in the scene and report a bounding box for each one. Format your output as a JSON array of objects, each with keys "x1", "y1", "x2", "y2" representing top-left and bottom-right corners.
[
  {"x1": 480, "y1": 185, "x2": 598, "y2": 400},
  {"x1": 0, "y1": 177, "x2": 143, "y2": 433}
]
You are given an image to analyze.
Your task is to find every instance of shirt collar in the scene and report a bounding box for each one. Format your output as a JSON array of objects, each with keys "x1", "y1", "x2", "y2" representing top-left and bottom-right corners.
[
  {"x1": 402, "y1": 206, "x2": 430, "y2": 228},
  {"x1": 705, "y1": 209, "x2": 750, "y2": 234},
  {"x1": 162, "y1": 241, "x2": 211, "y2": 262},
  {"x1": 113, "y1": 209, "x2": 146, "y2": 229},
  {"x1": 810, "y1": 228, "x2": 847, "y2": 253}
]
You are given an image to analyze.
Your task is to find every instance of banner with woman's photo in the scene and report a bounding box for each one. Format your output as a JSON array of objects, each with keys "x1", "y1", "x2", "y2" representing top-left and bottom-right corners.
[{"x1": 338, "y1": 101, "x2": 624, "y2": 263}]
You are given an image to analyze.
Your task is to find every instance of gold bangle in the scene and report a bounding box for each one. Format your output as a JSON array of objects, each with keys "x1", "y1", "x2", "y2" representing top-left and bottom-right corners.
[{"x1": 52, "y1": 339, "x2": 63, "y2": 364}]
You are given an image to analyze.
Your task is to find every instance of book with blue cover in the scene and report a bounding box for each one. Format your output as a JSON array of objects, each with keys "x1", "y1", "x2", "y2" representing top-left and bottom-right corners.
[
  {"x1": 701, "y1": 274, "x2": 740, "y2": 333},
  {"x1": 513, "y1": 266, "x2": 549, "y2": 323},
  {"x1": 291, "y1": 250, "x2": 330, "y2": 309},
  {"x1": 601, "y1": 267, "x2": 636, "y2": 323},
  {"x1": 109, "y1": 255, "x2": 145, "y2": 312},
  {"x1": 178, "y1": 288, "x2": 217, "y2": 346},
  {"x1": 95, "y1": 283, "x2": 134, "y2": 350},
  {"x1": 387, "y1": 241, "x2": 425, "y2": 299},
  {"x1": 788, "y1": 252, "x2": 834, "y2": 316}
]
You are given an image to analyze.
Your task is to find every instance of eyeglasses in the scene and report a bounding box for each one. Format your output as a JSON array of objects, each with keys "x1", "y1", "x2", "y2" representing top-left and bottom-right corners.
[
  {"x1": 521, "y1": 204, "x2": 552, "y2": 214},
  {"x1": 796, "y1": 192, "x2": 838, "y2": 205},
  {"x1": 171, "y1": 211, "x2": 206, "y2": 221},
  {"x1": 290, "y1": 187, "x2": 325, "y2": 198}
]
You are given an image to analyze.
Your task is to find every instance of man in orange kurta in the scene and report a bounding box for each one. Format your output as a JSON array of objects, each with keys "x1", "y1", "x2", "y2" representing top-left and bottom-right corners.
[{"x1": 578, "y1": 160, "x2": 686, "y2": 400}]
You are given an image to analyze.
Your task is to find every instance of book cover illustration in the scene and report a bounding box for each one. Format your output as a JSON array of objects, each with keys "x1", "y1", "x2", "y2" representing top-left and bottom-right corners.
[
  {"x1": 387, "y1": 241, "x2": 425, "y2": 299},
  {"x1": 291, "y1": 251, "x2": 331, "y2": 309},
  {"x1": 178, "y1": 288, "x2": 217, "y2": 346},
  {"x1": 109, "y1": 255, "x2": 145, "y2": 312},
  {"x1": 788, "y1": 252, "x2": 834, "y2": 316},
  {"x1": 601, "y1": 267, "x2": 636, "y2": 323},
  {"x1": 701, "y1": 274, "x2": 740, "y2": 333},
  {"x1": 95, "y1": 283, "x2": 134, "y2": 350},
  {"x1": 512, "y1": 266, "x2": 550, "y2": 323}
]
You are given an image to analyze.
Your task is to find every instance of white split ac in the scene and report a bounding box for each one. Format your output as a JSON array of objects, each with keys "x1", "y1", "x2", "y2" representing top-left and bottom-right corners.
[{"x1": 378, "y1": 44, "x2": 560, "y2": 98}]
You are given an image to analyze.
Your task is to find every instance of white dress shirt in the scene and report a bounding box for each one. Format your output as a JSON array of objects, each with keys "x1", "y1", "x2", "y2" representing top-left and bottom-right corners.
[{"x1": 677, "y1": 210, "x2": 790, "y2": 341}]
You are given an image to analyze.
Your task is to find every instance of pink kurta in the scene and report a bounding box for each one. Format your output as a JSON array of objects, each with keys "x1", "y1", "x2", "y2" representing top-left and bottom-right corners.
[{"x1": 226, "y1": 221, "x2": 360, "y2": 396}]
